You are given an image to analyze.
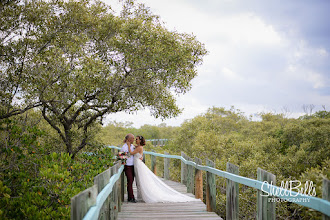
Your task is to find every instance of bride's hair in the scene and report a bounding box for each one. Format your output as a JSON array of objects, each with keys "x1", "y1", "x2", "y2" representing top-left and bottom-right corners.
[{"x1": 137, "y1": 136, "x2": 146, "y2": 146}]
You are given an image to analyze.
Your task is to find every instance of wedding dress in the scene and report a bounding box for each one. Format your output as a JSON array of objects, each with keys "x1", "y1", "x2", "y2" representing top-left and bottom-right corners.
[{"x1": 133, "y1": 153, "x2": 200, "y2": 203}]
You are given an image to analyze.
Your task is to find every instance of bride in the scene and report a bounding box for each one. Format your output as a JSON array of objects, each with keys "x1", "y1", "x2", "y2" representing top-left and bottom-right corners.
[{"x1": 128, "y1": 136, "x2": 199, "y2": 203}]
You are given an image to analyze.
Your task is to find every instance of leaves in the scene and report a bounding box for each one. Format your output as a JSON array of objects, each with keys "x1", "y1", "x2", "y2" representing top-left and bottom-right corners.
[
  {"x1": 1, "y1": 0, "x2": 207, "y2": 158},
  {"x1": 159, "y1": 107, "x2": 330, "y2": 219},
  {"x1": 0, "y1": 115, "x2": 115, "y2": 219}
]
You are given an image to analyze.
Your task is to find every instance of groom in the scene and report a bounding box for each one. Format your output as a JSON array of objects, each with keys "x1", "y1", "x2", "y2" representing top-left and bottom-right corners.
[{"x1": 121, "y1": 133, "x2": 137, "y2": 203}]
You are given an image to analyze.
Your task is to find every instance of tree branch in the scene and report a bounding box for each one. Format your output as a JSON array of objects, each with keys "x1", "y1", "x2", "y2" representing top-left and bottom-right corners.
[
  {"x1": 68, "y1": 90, "x2": 102, "y2": 123},
  {"x1": 41, "y1": 105, "x2": 66, "y2": 143},
  {"x1": 72, "y1": 126, "x2": 88, "y2": 158},
  {"x1": 0, "y1": 102, "x2": 42, "y2": 120}
]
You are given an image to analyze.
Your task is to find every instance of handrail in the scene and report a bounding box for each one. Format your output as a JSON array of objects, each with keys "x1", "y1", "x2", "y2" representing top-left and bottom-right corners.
[
  {"x1": 83, "y1": 164, "x2": 124, "y2": 220},
  {"x1": 108, "y1": 145, "x2": 330, "y2": 217}
]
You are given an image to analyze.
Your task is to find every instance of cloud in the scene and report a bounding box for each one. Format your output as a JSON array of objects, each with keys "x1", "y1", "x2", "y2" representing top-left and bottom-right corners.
[
  {"x1": 222, "y1": 67, "x2": 243, "y2": 81},
  {"x1": 102, "y1": 0, "x2": 330, "y2": 127},
  {"x1": 216, "y1": 13, "x2": 282, "y2": 46},
  {"x1": 284, "y1": 39, "x2": 330, "y2": 90}
]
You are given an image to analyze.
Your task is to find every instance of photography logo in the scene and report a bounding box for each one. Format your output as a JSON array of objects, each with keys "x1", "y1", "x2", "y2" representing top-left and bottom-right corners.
[{"x1": 260, "y1": 180, "x2": 316, "y2": 203}]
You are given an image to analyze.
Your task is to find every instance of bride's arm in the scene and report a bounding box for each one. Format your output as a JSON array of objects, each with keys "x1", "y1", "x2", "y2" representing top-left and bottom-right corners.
[{"x1": 127, "y1": 142, "x2": 140, "y2": 155}]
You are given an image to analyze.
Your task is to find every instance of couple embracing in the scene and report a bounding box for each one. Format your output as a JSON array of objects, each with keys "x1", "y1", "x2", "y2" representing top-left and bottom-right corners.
[{"x1": 120, "y1": 133, "x2": 199, "y2": 203}]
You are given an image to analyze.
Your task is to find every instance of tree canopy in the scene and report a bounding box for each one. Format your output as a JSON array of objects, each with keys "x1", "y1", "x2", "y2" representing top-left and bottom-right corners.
[{"x1": 0, "y1": 0, "x2": 207, "y2": 158}]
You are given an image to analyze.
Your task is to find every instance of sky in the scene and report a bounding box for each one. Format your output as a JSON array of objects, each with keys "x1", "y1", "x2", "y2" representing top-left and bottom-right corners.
[{"x1": 103, "y1": 0, "x2": 330, "y2": 128}]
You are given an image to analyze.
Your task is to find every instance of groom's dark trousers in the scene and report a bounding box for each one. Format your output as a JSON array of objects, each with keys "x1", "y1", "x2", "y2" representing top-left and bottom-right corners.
[{"x1": 124, "y1": 165, "x2": 135, "y2": 200}]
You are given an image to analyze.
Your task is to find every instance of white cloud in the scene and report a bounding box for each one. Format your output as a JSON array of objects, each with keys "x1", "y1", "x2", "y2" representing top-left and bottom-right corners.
[
  {"x1": 285, "y1": 40, "x2": 329, "y2": 89},
  {"x1": 306, "y1": 72, "x2": 325, "y2": 89},
  {"x1": 222, "y1": 67, "x2": 243, "y2": 81},
  {"x1": 317, "y1": 48, "x2": 328, "y2": 57},
  {"x1": 104, "y1": 93, "x2": 208, "y2": 128},
  {"x1": 214, "y1": 13, "x2": 283, "y2": 46},
  {"x1": 101, "y1": 0, "x2": 330, "y2": 128}
]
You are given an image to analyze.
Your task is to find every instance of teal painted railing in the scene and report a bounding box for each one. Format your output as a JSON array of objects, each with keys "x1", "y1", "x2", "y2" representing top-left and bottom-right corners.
[
  {"x1": 71, "y1": 160, "x2": 124, "y2": 220},
  {"x1": 108, "y1": 145, "x2": 330, "y2": 217},
  {"x1": 83, "y1": 165, "x2": 124, "y2": 220},
  {"x1": 72, "y1": 146, "x2": 330, "y2": 219}
]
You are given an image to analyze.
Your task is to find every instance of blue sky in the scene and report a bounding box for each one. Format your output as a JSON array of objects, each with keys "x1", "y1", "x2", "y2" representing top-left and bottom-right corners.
[{"x1": 104, "y1": 0, "x2": 330, "y2": 127}]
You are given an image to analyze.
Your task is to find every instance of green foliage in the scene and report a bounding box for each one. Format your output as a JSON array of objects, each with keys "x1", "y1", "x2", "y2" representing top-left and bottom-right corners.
[
  {"x1": 0, "y1": 115, "x2": 114, "y2": 219},
  {"x1": 0, "y1": 0, "x2": 206, "y2": 215},
  {"x1": 158, "y1": 107, "x2": 330, "y2": 219},
  {"x1": 98, "y1": 121, "x2": 179, "y2": 146},
  {"x1": 1, "y1": 0, "x2": 207, "y2": 158},
  {"x1": 1, "y1": 105, "x2": 329, "y2": 219}
]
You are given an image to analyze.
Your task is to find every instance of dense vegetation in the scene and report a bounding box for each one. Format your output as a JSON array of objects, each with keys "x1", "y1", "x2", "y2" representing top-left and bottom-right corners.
[
  {"x1": 0, "y1": 0, "x2": 206, "y2": 218},
  {"x1": 163, "y1": 107, "x2": 330, "y2": 219},
  {"x1": 1, "y1": 0, "x2": 207, "y2": 158},
  {"x1": 0, "y1": 111, "x2": 114, "y2": 219},
  {"x1": 101, "y1": 106, "x2": 330, "y2": 219},
  {"x1": 1, "y1": 106, "x2": 329, "y2": 219}
]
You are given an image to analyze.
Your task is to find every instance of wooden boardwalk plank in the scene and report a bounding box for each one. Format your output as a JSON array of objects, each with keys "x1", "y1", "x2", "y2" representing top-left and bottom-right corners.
[{"x1": 118, "y1": 178, "x2": 222, "y2": 220}]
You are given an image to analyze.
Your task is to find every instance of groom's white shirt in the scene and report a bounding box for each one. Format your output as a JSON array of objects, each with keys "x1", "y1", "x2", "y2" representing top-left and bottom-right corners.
[{"x1": 121, "y1": 143, "x2": 134, "y2": 166}]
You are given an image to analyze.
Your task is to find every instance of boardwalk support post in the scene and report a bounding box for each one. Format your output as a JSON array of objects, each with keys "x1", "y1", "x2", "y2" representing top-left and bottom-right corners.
[
  {"x1": 206, "y1": 158, "x2": 216, "y2": 212},
  {"x1": 118, "y1": 164, "x2": 124, "y2": 212},
  {"x1": 187, "y1": 155, "x2": 195, "y2": 194},
  {"x1": 164, "y1": 152, "x2": 170, "y2": 180},
  {"x1": 181, "y1": 152, "x2": 188, "y2": 185},
  {"x1": 195, "y1": 157, "x2": 203, "y2": 200},
  {"x1": 109, "y1": 166, "x2": 115, "y2": 220},
  {"x1": 71, "y1": 184, "x2": 97, "y2": 220},
  {"x1": 226, "y1": 162, "x2": 239, "y2": 220},
  {"x1": 151, "y1": 150, "x2": 157, "y2": 175},
  {"x1": 323, "y1": 178, "x2": 330, "y2": 220},
  {"x1": 112, "y1": 164, "x2": 120, "y2": 220},
  {"x1": 257, "y1": 168, "x2": 276, "y2": 220},
  {"x1": 94, "y1": 168, "x2": 111, "y2": 219},
  {"x1": 120, "y1": 168, "x2": 125, "y2": 202}
]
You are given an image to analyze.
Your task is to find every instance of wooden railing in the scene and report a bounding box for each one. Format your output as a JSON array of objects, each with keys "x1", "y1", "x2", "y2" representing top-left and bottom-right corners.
[
  {"x1": 71, "y1": 161, "x2": 124, "y2": 220},
  {"x1": 71, "y1": 146, "x2": 330, "y2": 220}
]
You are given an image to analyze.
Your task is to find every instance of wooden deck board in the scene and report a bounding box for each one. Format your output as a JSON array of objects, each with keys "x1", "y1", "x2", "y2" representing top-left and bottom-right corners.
[{"x1": 118, "y1": 178, "x2": 223, "y2": 220}]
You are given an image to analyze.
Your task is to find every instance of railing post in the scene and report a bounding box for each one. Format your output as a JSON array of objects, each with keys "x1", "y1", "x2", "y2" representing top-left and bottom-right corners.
[
  {"x1": 94, "y1": 168, "x2": 111, "y2": 219},
  {"x1": 206, "y1": 158, "x2": 216, "y2": 212},
  {"x1": 117, "y1": 165, "x2": 123, "y2": 213},
  {"x1": 120, "y1": 167, "x2": 125, "y2": 203},
  {"x1": 151, "y1": 150, "x2": 157, "y2": 175},
  {"x1": 194, "y1": 157, "x2": 203, "y2": 200},
  {"x1": 257, "y1": 168, "x2": 276, "y2": 220},
  {"x1": 71, "y1": 185, "x2": 97, "y2": 220},
  {"x1": 181, "y1": 152, "x2": 188, "y2": 185},
  {"x1": 115, "y1": 163, "x2": 121, "y2": 219},
  {"x1": 323, "y1": 178, "x2": 330, "y2": 220},
  {"x1": 164, "y1": 152, "x2": 170, "y2": 180},
  {"x1": 113, "y1": 164, "x2": 119, "y2": 220},
  {"x1": 187, "y1": 156, "x2": 195, "y2": 194},
  {"x1": 109, "y1": 165, "x2": 117, "y2": 220},
  {"x1": 226, "y1": 162, "x2": 239, "y2": 220}
]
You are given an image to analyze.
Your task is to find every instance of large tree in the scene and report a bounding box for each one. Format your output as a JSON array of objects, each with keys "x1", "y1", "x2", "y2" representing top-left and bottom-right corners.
[
  {"x1": 0, "y1": 0, "x2": 45, "y2": 119},
  {"x1": 1, "y1": 0, "x2": 207, "y2": 158}
]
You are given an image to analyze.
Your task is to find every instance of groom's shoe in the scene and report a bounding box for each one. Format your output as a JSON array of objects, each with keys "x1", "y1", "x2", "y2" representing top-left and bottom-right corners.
[{"x1": 128, "y1": 198, "x2": 137, "y2": 203}]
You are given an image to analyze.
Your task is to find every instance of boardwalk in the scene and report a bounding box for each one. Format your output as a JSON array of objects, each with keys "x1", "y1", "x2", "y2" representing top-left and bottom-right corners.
[{"x1": 118, "y1": 178, "x2": 222, "y2": 220}]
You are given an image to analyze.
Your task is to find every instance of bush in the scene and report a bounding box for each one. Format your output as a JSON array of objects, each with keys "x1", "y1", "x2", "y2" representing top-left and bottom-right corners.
[{"x1": 0, "y1": 117, "x2": 114, "y2": 219}]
